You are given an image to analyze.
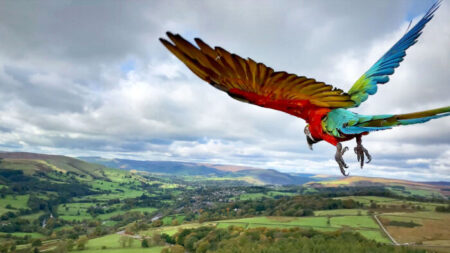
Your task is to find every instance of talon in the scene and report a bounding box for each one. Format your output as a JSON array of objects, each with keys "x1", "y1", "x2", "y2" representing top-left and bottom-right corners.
[
  {"x1": 339, "y1": 166, "x2": 349, "y2": 176},
  {"x1": 354, "y1": 136, "x2": 372, "y2": 169},
  {"x1": 364, "y1": 148, "x2": 372, "y2": 163},
  {"x1": 342, "y1": 146, "x2": 349, "y2": 155},
  {"x1": 335, "y1": 143, "x2": 349, "y2": 176}
]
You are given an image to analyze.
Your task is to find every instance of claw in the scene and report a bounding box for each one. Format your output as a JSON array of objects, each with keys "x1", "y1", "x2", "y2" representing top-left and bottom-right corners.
[
  {"x1": 354, "y1": 136, "x2": 372, "y2": 169},
  {"x1": 335, "y1": 143, "x2": 349, "y2": 176}
]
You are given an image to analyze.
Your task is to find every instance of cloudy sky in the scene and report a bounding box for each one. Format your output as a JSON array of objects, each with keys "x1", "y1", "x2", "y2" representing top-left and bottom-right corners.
[{"x1": 0, "y1": 0, "x2": 448, "y2": 181}]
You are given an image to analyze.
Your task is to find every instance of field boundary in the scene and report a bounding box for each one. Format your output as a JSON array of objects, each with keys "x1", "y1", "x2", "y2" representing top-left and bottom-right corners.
[
  {"x1": 374, "y1": 215, "x2": 399, "y2": 246},
  {"x1": 378, "y1": 214, "x2": 440, "y2": 220},
  {"x1": 216, "y1": 221, "x2": 379, "y2": 231}
]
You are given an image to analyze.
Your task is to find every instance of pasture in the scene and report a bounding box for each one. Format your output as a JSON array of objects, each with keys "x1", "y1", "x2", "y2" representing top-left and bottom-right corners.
[
  {"x1": 216, "y1": 216, "x2": 389, "y2": 243},
  {"x1": 379, "y1": 211, "x2": 450, "y2": 246},
  {"x1": 140, "y1": 214, "x2": 391, "y2": 244}
]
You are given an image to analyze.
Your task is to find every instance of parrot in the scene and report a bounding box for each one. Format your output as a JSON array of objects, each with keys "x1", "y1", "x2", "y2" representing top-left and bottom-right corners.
[{"x1": 159, "y1": 1, "x2": 449, "y2": 176}]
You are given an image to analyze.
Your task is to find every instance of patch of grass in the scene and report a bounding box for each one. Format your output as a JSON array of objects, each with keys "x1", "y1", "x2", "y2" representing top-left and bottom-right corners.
[
  {"x1": 334, "y1": 196, "x2": 397, "y2": 205},
  {"x1": 141, "y1": 223, "x2": 216, "y2": 237},
  {"x1": 267, "y1": 191, "x2": 297, "y2": 197},
  {"x1": 128, "y1": 207, "x2": 158, "y2": 215},
  {"x1": 223, "y1": 216, "x2": 329, "y2": 228},
  {"x1": 162, "y1": 214, "x2": 185, "y2": 225},
  {"x1": 314, "y1": 209, "x2": 367, "y2": 216},
  {"x1": 21, "y1": 211, "x2": 45, "y2": 221},
  {"x1": 331, "y1": 216, "x2": 379, "y2": 229},
  {"x1": 216, "y1": 216, "x2": 388, "y2": 243},
  {"x1": 57, "y1": 202, "x2": 93, "y2": 221},
  {"x1": 0, "y1": 232, "x2": 45, "y2": 238},
  {"x1": 81, "y1": 247, "x2": 164, "y2": 253},
  {"x1": 86, "y1": 234, "x2": 128, "y2": 249},
  {"x1": 234, "y1": 193, "x2": 267, "y2": 200},
  {"x1": 357, "y1": 230, "x2": 391, "y2": 244},
  {"x1": 0, "y1": 194, "x2": 29, "y2": 210}
]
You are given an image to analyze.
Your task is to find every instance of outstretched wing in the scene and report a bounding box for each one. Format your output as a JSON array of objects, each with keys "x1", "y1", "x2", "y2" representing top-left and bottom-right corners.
[
  {"x1": 347, "y1": 1, "x2": 441, "y2": 107},
  {"x1": 160, "y1": 32, "x2": 355, "y2": 120}
]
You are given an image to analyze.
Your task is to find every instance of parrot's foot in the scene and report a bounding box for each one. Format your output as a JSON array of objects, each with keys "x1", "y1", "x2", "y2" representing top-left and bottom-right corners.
[
  {"x1": 354, "y1": 135, "x2": 372, "y2": 169},
  {"x1": 335, "y1": 143, "x2": 349, "y2": 176}
]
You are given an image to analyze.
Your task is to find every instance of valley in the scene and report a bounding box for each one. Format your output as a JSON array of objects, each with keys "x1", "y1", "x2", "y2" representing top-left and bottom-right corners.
[{"x1": 0, "y1": 152, "x2": 449, "y2": 252}]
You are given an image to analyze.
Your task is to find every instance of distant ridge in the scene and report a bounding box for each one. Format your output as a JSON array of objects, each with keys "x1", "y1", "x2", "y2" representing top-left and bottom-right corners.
[
  {"x1": 0, "y1": 151, "x2": 107, "y2": 180},
  {"x1": 79, "y1": 157, "x2": 315, "y2": 185},
  {"x1": 0, "y1": 151, "x2": 67, "y2": 160}
]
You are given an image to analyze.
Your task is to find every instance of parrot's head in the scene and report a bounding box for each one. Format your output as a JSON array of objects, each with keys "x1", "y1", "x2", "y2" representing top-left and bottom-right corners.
[{"x1": 304, "y1": 125, "x2": 319, "y2": 150}]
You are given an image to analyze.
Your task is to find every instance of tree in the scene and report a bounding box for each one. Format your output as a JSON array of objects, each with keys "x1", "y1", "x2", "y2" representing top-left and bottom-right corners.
[
  {"x1": 32, "y1": 239, "x2": 42, "y2": 247},
  {"x1": 162, "y1": 245, "x2": 185, "y2": 253},
  {"x1": 76, "y1": 235, "x2": 88, "y2": 250},
  {"x1": 152, "y1": 219, "x2": 163, "y2": 227},
  {"x1": 141, "y1": 238, "x2": 149, "y2": 248},
  {"x1": 151, "y1": 233, "x2": 163, "y2": 246},
  {"x1": 53, "y1": 241, "x2": 68, "y2": 253}
]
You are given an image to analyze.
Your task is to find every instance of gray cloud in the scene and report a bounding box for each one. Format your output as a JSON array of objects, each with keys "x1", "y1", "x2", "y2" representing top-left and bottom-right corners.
[{"x1": 0, "y1": 0, "x2": 448, "y2": 181}]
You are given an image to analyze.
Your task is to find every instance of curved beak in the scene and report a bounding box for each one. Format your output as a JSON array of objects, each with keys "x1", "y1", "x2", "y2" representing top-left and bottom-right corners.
[{"x1": 306, "y1": 136, "x2": 315, "y2": 150}]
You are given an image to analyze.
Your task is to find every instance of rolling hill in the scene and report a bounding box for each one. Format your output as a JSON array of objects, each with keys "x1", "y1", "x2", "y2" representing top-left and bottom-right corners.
[
  {"x1": 0, "y1": 152, "x2": 107, "y2": 180},
  {"x1": 79, "y1": 157, "x2": 315, "y2": 185}
]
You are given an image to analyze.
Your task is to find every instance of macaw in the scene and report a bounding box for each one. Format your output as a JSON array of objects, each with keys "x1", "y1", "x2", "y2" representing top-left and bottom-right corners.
[{"x1": 160, "y1": 2, "x2": 449, "y2": 176}]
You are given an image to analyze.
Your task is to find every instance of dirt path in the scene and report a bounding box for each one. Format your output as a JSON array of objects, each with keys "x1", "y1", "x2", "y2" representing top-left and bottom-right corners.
[{"x1": 374, "y1": 215, "x2": 401, "y2": 246}]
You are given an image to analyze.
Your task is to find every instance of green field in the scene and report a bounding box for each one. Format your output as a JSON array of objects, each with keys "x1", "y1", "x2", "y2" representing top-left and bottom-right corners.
[
  {"x1": 140, "y1": 214, "x2": 391, "y2": 244},
  {"x1": 314, "y1": 209, "x2": 367, "y2": 216},
  {"x1": 386, "y1": 186, "x2": 443, "y2": 199},
  {"x1": 215, "y1": 216, "x2": 390, "y2": 243},
  {"x1": 333, "y1": 196, "x2": 446, "y2": 211},
  {"x1": 57, "y1": 202, "x2": 158, "y2": 222},
  {"x1": 0, "y1": 195, "x2": 29, "y2": 214},
  {"x1": 21, "y1": 211, "x2": 45, "y2": 221},
  {"x1": 141, "y1": 223, "x2": 216, "y2": 236},
  {"x1": 162, "y1": 214, "x2": 185, "y2": 225},
  {"x1": 0, "y1": 232, "x2": 45, "y2": 239},
  {"x1": 57, "y1": 202, "x2": 94, "y2": 221},
  {"x1": 81, "y1": 234, "x2": 164, "y2": 253},
  {"x1": 232, "y1": 191, "x2": 297, "y2": 200}
]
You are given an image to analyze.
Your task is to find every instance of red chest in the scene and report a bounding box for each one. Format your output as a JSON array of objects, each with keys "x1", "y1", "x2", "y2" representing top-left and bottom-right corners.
[{"x1": 307, "y1": 108, "x2": 339, "y2": 146}]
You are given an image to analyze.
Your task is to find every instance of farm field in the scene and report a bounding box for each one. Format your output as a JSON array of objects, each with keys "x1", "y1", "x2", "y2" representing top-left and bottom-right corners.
[
  {"x1": 57, "y1": 203, "x2": 158, "y2": 222},
  {"x1": 140, "y1": 215, "x2": 391, "y2": 244},
  {"x1": 378, "y1": 211, "x2": 450, "y2": 246},
  {"x1": 232, "y1": 191, "x2": 298, "y2": 200},
  {"x1": 140, "y1": 222, "x2": 216, "y2": 236},
  {"x1": 314, "y1": 209, "x2": 367, "y2": 216},
  {"x1": 0, "y1": 195, "x2": 29, "y2": 215},
  {"x1": 334, "y1": 195, "x2": 447, "y2": 211},
  {"x1": 0, "y1": 232, "x2": 44, "y2": 238}
]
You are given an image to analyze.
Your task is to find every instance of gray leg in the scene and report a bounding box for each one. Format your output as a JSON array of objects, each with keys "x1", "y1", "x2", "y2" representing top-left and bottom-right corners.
[
  {"x1": 354, "y1": 135, "x2": 372, "y2": 168},
  {"x1": 335, "y1": 143, "x2": 349, "y2": 176}
]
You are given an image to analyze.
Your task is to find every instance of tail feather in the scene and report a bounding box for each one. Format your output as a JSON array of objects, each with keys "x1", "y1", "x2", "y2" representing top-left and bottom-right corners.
[
  {"x1": 339, "y1": 106, "x2": 450, "y2": 135},
  {"x1": 358, "y1": 106, "x2": 450, "y2": 128}
]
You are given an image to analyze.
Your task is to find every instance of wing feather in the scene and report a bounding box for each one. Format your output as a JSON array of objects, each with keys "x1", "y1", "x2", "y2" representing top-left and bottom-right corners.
[
  {"x1": 160, "y1": 33, "x2": 355, "y2": 118},
  {"x1": 347, "y1": 1, "x2": 440, "y2": 107}
]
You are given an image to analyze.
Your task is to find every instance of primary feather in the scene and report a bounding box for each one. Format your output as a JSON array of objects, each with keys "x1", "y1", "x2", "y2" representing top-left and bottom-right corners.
[
  {"x1": 159, "y1": 32, "x2": 355, "y2": 120},
  {"x1": 347, "y1": 1, "x2": 441, "y2": 107}
]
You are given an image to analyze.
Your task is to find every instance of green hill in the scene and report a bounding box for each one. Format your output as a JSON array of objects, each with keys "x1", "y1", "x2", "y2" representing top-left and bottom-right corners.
[
  {"x1": 79, "y1": 157, "x2": 315, "y2": 185},
  {"x1": 0, "y1": 152, "x2": 107, "y2": 180}
]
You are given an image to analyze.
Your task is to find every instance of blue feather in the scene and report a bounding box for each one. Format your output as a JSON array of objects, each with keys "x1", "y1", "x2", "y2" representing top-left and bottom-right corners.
[{"x1": 347, "y1": 1, "x2": 441, "y2": 107}]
